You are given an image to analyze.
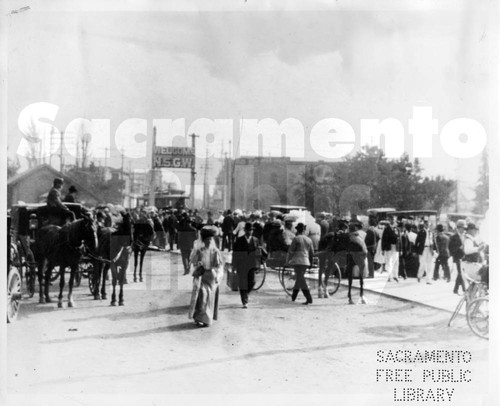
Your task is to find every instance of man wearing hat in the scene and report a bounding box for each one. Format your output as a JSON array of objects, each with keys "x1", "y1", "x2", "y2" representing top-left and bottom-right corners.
[
  {"x1": 63, "y1": 185, "x2": 78, "y2": 203},
  {"x1": 47, "y1": 177, "x2": 75, "y2": 222},
  {"x1": 286, "y1": 223, "x2": 314, "y2": 305},
  {"x1": 415, "y1": 221, "x2": 436, "y2": 284},
  {"x1": 449, "y1": 219, "x2": 466, "y2": 294},
  {"x1": 433, "y1": 224, "x2": 451, "y2": 282},
  {"x1": 221, "y1": 210, "x2": 235, "y2": 251},
  {"x1": 232, "y1": 222, "x2": 261, "y2": 308}
]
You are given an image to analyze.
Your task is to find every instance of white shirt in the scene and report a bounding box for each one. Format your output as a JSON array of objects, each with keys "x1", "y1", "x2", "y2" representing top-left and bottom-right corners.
[{"x1": 464, "y1": 233, "x2": 479, "y2": 255}]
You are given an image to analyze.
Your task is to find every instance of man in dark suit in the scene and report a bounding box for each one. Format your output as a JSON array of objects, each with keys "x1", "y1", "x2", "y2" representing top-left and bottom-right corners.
[
  {"x1": 433, "y1": 224, "x2": 451, "y2": 282},
  {"x1": 415, "y1": 222, "x2": 435, "y2": 284},
  {"x1": 364, "y1": 216, "x2": 379, "y2": 278},
  {"x1": 449, "y1": 220, "x2": 466, "y2": 294},
  {"x1": 47, "y1": 177, "x2": 75, "y2": 223},
  {"x1": 381, "y1": 217, "x2": 399, "y2": 282},
  {"x1": 221, "y1": 210, "x2": 235, "y2": 251},
  {"x1": 397, "y1": 221, "x2": 411, "y2": 280},
  {"x1": 232, "y1": 222, "x2": 261, "y2": 308}
]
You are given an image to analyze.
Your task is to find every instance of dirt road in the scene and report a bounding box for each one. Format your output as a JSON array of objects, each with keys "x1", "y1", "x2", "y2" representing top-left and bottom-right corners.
[{"x1": 6, "y1": 251, "x2": 489, "y2": 404}]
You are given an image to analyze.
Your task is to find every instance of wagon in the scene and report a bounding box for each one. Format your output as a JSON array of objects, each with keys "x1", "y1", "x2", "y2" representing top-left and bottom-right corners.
[
  {"x1": 264, "y1": 250, "x2": 341, "y2": 297},
  {"x1": 9, "y1": 202, "x2": 97, "y2": 297}
]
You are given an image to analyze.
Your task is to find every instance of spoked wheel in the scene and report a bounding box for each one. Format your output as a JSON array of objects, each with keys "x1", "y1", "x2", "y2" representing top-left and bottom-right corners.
[
  {"x1": 7, "y1": 267, "x2": 22, "y2": 323},
  {"x1": 467, "y1": 297, "x2": 489, "y2": 339},
  {"x1": 324, "y1": 262, "x2": 341, "y2": 296},
  {"x1": 50, "y1": 266, "x2": 61, "y2": 282},
  {"x1": 279, "y1": 265, "x2": 296, "y2": 296},
  {"x1": 81, "y1": 261, "x2": 97, "y2": 295},
  {"x1": 448, "y1": 296, "x2": 465, "y2": 327},
  {"x1": 252, "y1": 264, "x2": 266, "y2": 291}
]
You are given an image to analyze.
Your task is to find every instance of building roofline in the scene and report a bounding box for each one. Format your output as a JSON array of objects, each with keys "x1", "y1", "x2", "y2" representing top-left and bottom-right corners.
[{"x1": 8, "y1": 163, "x2": 101, "y2": 202}]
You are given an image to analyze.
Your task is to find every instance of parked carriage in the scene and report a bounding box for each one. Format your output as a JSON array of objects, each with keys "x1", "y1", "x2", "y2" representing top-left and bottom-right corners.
[
  {"x1": 9, "y1": 202, "x2": 97, "y2": 298},
  {"x1": 7, "y1": 215, "x2": 22, "y2": 322}
]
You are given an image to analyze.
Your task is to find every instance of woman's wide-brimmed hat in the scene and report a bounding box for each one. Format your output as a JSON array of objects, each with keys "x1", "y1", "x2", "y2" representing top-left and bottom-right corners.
[
  {"x1": 284, "y1": 214, "x2": 299, "y2": 222},
  {"x1": 200, "y1": 225, "x2": 218, "y2": 240}
]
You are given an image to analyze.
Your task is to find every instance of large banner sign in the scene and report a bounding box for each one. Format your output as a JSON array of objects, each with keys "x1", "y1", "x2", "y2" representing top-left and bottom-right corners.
[{"x1": 153, "y1": 146, "x2": 195, "y2": 169}]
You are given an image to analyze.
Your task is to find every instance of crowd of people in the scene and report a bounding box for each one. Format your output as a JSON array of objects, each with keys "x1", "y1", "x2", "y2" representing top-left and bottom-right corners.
[{"x1": 40, "y1": 177, "x2": 488, "y2": 328}]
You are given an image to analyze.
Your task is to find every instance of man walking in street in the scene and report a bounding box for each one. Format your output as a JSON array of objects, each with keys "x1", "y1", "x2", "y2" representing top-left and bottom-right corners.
[
  {"x1": 232, "y1": 222, "x2": 261, "y2": 308},
  {"x1": 449, "y1": 220, "x2": 466, "y2": 294},
  {"x1": 397, "y1": 220, "x2": 411, "y2": 280},
  {"x1": 364, "y1": 216, "x2": 379, "y2": 278},
  {"x1": 415, "y1": 221, "x2": 435, "y2": 284},
  {"x1": 433, "y1": 224, "x2": 451, "y2": 282},
  {"x1": 381, "y1": 216, "x2": 399, "y2": 283},
  {"x1": 287, "y1": 223, "x2": 314, "y2": 305},
  {"x1": 221, "y1": 210, "x2": 235, "y2": 251}
]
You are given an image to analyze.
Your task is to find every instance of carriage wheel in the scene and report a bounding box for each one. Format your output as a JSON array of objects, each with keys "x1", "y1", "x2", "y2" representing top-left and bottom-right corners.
[
  {"x1": 50, "y1": 266, "x2": 60, "y2": 282},
  {"x1": 467, "y1": 297, "x2": 489, "y2": 340},
  {"x1": 252, "y1": 264, "x2": 266, "y2": 291},
  {"x1": 279, "y1": 265, "x2": 296, "y2": 296},
  {"x1": 325, "y1": 263, "x2": 341, "y2": 296},
  {"x1": 7, "y1": 267, "x2": 22, "y2": 323},
  {"x1": 84, "y1": 262, "x2": 97, "y2": 295}
]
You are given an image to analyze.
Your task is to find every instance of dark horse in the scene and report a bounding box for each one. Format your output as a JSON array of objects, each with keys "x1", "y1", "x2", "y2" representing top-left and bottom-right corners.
[
  {"x1": 132, "y1": 220, "x2": 155, "y2": 282},
  {"x1": 33, "y1": 213, "x2": 98, "y2": 307},
  {"x1": 92, "y1": 212, "x2": 133, "y2": 306}
]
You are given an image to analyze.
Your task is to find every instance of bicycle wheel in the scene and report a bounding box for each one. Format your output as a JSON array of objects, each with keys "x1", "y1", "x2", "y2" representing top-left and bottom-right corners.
[
  {"x1": 467, "y1": 297, "x2": 488, "y2": 339},
  {"x1": 448, "y1": 296, "x2": 465, "y2": 327},
  {"x1": 325, "y1": 262, "x2": 341, "y2": 296},
  {"x1": 279, "y1": 265, "x2": 296, "y2": 296},
  {"x1": 253, "y1": 264, "x2": 266, "y2": 291}
]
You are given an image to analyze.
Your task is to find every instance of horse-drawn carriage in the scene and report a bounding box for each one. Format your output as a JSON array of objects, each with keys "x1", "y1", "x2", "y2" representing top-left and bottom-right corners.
[
  {"x1": 9, "y1": 202, "x2": 98, "y2": 304},
  {"x1": 7, "y1": 215, "x2": 22, "y2": 322}
]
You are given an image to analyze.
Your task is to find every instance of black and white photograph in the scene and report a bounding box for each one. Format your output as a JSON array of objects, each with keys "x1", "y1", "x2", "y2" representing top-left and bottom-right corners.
[{"x1": 1, "y1": 0, "x2": 498, "y2": 405}]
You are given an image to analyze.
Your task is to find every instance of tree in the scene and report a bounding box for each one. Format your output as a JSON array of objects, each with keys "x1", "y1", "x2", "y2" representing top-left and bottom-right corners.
[
  {"x1": 418, "y1": 176, "x2": 456, "y2": 212},
  {"x1": 473, "y1": 151, "x2": 488, "y2": 214},
  {"x1": 65, "y1": 162, "x2": 125, "y2": 204},
  {"x1": 304, "y1": 146, "x2": 456, "y2": 215}
]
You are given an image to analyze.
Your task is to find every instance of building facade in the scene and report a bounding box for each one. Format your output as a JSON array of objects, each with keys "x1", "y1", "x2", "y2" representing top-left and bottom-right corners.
[
  {"x1": 230, "y1": 157, "x2": 341, "y2": 214},
  {"x1": 7, "y1": 164, "x2": 100, "y2": 208}
]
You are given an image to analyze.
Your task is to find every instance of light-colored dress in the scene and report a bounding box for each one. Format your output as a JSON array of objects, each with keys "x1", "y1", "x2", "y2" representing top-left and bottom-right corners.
[{"x1": 188, "y1": 245, "x2": 224, "y2": 326}]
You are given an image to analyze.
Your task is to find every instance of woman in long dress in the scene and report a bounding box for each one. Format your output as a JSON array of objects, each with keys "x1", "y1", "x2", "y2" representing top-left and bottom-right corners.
[{"x1": 188, "y1": 226, "x2": 224, "y2": 327}]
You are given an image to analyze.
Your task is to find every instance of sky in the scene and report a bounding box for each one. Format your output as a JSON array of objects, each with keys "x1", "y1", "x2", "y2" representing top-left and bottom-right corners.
[{"x1": 3, "y1": 0, "x2": 497, "y2": 203}]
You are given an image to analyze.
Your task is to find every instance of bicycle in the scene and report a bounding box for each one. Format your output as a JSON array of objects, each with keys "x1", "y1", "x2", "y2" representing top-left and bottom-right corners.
[
  {"x1": 278, "y1": 255, "x2": 341, "y2": 297},
  {"x1": 467, "y1": 295, "x2": 488, "y2": 339},
  {"x1": 448, "y1": 263, "x2": 488, "y2": 330}
]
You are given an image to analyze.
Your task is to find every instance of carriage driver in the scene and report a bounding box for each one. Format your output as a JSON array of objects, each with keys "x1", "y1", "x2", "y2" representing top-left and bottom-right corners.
[{"x1": 47, "y1": 178, "x2": 75, "y2": 223}]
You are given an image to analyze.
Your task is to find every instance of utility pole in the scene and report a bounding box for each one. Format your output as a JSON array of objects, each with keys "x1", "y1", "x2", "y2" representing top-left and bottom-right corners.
[
  {"x1": 59, "y1": 131, "x2": 64, "y2": 173},
  {"x1": 227, "y1": 140, "x2": 232, "y2": 210},
  {"x1": 120, "y1": 147, "x2": 125, "y2": 205},
  {"x1": 149, "y1": 126, "x2": 157, "y2": 208},
  {"x1": 224, "y1": 152, "x2": 229, "y2": 210},
  {"x1": 189, "y1": 133, "x2": 199, "y2": 209},
  {"x1": 129, "y1": 160, "x2": 134, "y2": 209},
  {"x1": 203, "y1": 148, "x2": 210, "y2": 208}
]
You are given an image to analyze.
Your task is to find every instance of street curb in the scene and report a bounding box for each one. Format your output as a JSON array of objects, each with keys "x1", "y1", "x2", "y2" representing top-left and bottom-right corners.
[{"x1": 337, "y1": 279, "x2": 457, "y2": 315}]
